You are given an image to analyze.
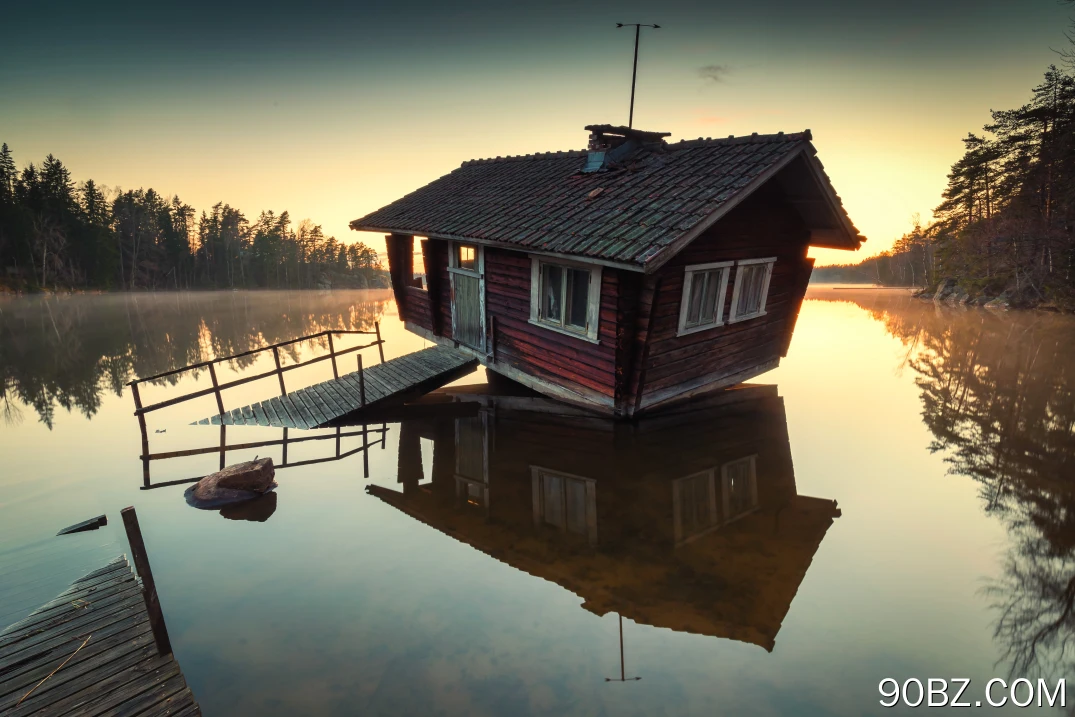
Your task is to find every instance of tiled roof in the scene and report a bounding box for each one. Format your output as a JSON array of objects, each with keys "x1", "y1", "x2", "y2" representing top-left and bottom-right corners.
[{"x1": 351, "y1": 130, "x2": 864, "y2": 270}]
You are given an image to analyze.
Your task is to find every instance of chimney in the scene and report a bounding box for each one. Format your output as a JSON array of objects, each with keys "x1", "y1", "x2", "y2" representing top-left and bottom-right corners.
[{"x1": 580, "y1": 124, "x2": 670, "y2": 173}]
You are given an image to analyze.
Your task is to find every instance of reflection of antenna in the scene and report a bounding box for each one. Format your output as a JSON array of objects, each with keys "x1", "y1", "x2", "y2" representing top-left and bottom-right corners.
[
  {"x1": 605, "y1": 614, "x2": 642, "y2": 682},
  {"x1": 616, "y1": 23, "x2": 660, "y2": 129}
]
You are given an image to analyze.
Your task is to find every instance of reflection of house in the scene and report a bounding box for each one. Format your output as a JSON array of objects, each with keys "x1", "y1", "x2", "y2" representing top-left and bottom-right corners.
[
  {"x1": 367, "y1": 384, "x2": 839, "y2": 651},
  {"x1": 351, "y1": 125, "x2": 865, "y2": 417}
]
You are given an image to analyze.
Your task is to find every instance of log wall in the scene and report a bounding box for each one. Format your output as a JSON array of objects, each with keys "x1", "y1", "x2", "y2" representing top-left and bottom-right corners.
[
  {"x1": 388, "y1": 183, "x2": 818, "y2": 416},
  {"x1": 639, "y1": 188, "x2": 814, "y2": 411},
  {"x1": 484, "y1": 247, "x2": 619, "y2": 401}
]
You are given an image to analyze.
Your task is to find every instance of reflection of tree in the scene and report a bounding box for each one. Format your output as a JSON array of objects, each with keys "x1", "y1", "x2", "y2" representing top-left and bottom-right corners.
[
  {"x1": 988, "y1": 531, "x2": 1075, "y2": 683},
  {"x1": 0, "y1": 291, "x2": 391, "y2": 428},
  {"x1": 831, "y1": 291, "x2": 1075, "y2": 688}
]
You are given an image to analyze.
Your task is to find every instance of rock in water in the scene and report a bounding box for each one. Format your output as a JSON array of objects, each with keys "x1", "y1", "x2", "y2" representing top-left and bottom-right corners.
[
  {"x1": 210, "y1": 457, "x2": 275, "y2": 492},
  {"x1": 186, "y1": 457, "x2": 277, "y2": 509},
  {"x1": 219, "y1": 492, "x2": 278, "y2": 522}
]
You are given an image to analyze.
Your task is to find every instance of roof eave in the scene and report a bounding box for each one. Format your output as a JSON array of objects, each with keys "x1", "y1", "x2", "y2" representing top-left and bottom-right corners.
[
  {"x1": 808, "y1": 229, "x2": 866, "y2": 250},
  {"x1": 348, "y1": 222, "x2": 646, "y2": 273},
  {"x1": 799, "y1": 151, "x2": 867, "y2": 251}
]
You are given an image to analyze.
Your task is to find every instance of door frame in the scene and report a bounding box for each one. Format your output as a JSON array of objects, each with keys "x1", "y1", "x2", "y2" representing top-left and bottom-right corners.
[{"x1": 448, "y1": 241, "x2": 486, "y2": 352}]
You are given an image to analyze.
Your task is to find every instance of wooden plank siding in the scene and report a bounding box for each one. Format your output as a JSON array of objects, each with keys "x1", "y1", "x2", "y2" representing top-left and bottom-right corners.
[
  {"x1": 638, "y1": 190, "x2": 813, "y2": 413},
  {"x1": 386, "y1": 185, "x2": 816, "y2": 417},
  {"x1": 483, "y1": 247, "x2": 618, "y2": 401},
  {"x1": 400, "y1": 285, "x2": 433, "y2": 330}
]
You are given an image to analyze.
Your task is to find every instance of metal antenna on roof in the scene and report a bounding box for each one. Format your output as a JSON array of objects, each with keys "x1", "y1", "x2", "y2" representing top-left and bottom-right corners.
[{"x1": 616, "y1": 23, "x2": 660, "y2": 129}]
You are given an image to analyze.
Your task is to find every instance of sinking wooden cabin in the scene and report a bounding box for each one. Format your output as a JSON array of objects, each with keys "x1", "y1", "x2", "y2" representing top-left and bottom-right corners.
[
  {"x1": 351, "y1": 125, "x2": 865, "y2": 417},
  {"x1": 365, "y1": 384, "x2": 839, "y2": 650}
]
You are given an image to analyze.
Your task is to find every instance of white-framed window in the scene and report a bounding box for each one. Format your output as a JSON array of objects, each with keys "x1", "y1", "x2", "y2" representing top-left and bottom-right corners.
[
  {"x1": 671, "y1": 455, "x2": 760, "y2": 544},
  {"x1": 451, "y1": 242, "x2": 479, "y2": 273},
  {"x1": 529, "y1": 257, "x2": 602, "y2": 343},
  {"x1": 721, "y1": 455, "x2": 759, "y2": 522},
  {"x1": 677, "y1": 261, "x2": 732, "y2": 336},
  {"x1": 672, "y1": 469, "x2": 720, "y2": 544},
  {"x1": 728, "y1": 257, "x2": 776, "y2": 323},
  {"x1": 530, "y1": 466, "x2": 598, "y2": 545}
]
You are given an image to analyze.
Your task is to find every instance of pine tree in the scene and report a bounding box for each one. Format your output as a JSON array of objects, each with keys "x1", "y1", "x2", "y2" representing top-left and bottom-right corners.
[
  {"x1": 80, "y1": 180, "x2": 109, "y2": 226},
  {"x1": 0, "y1": 143, "x2": 15, "y2": 203}
]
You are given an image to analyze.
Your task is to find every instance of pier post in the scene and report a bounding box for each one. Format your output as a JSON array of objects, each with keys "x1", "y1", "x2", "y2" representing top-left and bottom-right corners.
[
  {"x1": 375, "y1": 322, "x2": 385, "y2": 363},
  {"x1": 272, "y1": 347, "x2": 287, "y2": 395},
  {"x1": 328, "y1": 333, "x2": 339, "y2": 380},
  {"x1": 357, "y1": 354, "x2": 366, "y2": 406},
  {"x1": 131, "y1": 382, "x2": 151, "y2": 487},
  {"x1": 362, "y1": 423, "x2": 369, "y2": 478},
  {"x1": 208, "y1": 362, "x2": 225, "y2": 416},
  {"x1": 121, "y1": 506, "x2": 172, "y2": 657}
]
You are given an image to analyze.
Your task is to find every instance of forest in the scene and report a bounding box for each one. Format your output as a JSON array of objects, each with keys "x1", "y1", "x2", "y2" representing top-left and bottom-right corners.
[
  {"x1": 0, "y1": 144, "x2": 388, "y2": 291},
  {"x1": 0, "y1": 291, "x2": 391, "y2": 429},
  {"x1": 813, "y1": 48, "x2": 1075, "y2": 308}
]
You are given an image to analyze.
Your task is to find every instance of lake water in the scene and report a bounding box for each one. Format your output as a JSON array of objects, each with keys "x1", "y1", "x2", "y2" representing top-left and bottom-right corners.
[{"x1": 2, "y1": 287, "x2": 1073, "y2": 715}]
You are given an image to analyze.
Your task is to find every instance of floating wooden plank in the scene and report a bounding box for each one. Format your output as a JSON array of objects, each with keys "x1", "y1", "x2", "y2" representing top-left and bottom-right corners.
[
  {"x1": 196, "y1": 346, "x2": 478, "y2": 428},
  {"x1": 56, "y1": 515, "x2": 108, "y2": 536},
  {"x1": 0, "y1": 558, "x2": 201, "y2": 716}
]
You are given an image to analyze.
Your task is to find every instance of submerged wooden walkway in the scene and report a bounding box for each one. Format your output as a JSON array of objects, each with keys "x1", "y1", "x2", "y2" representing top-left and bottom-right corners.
[
  {"x1": 0, "y1": 556, "x2": 200, "y2": 716},
  {"x1": 195, "y1": 345, "x2": 477, "y2": 429}
]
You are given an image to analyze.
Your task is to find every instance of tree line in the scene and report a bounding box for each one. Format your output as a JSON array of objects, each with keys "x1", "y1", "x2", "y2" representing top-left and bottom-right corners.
[
  {"x1": 1, "y1": 291, "x2": 391, "y2": 429},
  {"x1": 0, "y1": 144, "x2": 386, "y2": 291},
  {"x1": 814, "y1": 28, "x2": 1075, "y2": 307}
]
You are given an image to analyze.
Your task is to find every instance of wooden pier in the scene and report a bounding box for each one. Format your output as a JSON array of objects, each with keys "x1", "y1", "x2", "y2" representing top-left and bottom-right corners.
[
  {"x1": 194, "y1": 345, "x2": 477, "y2": 429},
  {"x1": 0, "y1": 556, "x2": 200, "y2": 716}
]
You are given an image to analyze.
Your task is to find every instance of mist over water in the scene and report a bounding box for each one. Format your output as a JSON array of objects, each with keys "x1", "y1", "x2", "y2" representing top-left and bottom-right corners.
[{"x1": 1, "y1": 287, "x2": 1072, "y2": 715}]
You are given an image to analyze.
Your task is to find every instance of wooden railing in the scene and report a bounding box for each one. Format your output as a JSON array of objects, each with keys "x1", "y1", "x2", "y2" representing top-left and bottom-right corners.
[
  {"x1": 139, "y1": 423, "x2": 390, "y2": 489},
  {"x1": 129, "y1": 324, "x2": 384, "y2": 417},
  {"x1": 128, "y1": 324, "x2": 386, "y2": 474}
]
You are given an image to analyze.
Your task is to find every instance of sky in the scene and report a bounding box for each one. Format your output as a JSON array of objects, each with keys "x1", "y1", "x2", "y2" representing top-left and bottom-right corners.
[{"x1": 2, "y1": 0, "x2": 1072, "y2": 266}]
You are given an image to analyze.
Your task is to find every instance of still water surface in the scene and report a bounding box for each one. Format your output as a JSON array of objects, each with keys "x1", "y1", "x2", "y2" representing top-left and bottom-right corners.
[{"x1": 1, "y1": 287, "x2": 1073, "y2": 715}]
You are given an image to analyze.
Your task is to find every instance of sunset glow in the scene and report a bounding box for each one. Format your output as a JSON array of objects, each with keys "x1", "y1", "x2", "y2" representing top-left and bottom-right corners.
[{"x1": 2, "y1": 0, "x2": 1069, "y2": 266}]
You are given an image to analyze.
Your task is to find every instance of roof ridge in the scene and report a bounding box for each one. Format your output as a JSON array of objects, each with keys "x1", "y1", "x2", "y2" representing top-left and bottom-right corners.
[
  {"x1": 458, "y1": 130, "x2": 813, "y2": 167},
  {"x1": 461, "y1": 149, "x2": 588, "y2": 168},
  {"x1": 667, "y1": 130, "x2": 813, "y2": 150}
]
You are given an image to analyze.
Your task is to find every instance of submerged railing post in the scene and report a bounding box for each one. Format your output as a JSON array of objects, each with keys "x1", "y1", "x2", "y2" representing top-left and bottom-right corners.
[
  {"x1": 375, "y1": 322, "x2": 385, "y2": 363},
  {"x1": 357, "y1": 354, "x2": 366, "y2": 406},
  {"x1": 219, "y1": 424, "x2": 226, "y2": 470},
  {"x1": 208, "y1": 362, "x2": 225, "y2": 416},
  {"x1": 272, "y1": 347, "x2": 286, "y2": 395},
  {"x1": 362, "y1": 423, "x2": 369, "y2": 479},
  {"x1": 282, "y1": 427, "x2": 288, "y2": 465},
  {"x1": 328, "y1": 333, "x2": 339, "y2": 380},
  {"x1": 131, "y1": 382, "x2": 151, "y2": 486},
  {"x1": 121, "y1": 506, "x2": 172, "y2": 657},
  {"x1": 336, "y1": 426, "x2": 341, "y2": 457},
  {"x1": 131, "y1": 382, "x2": 149, "y2": 456}
]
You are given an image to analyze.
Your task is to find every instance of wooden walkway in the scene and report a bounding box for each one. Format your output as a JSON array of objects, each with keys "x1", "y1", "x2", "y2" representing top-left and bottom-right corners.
[
  {"x1": 196, "y1": 345, "x2": 478, "y2": 429},
  {"x1": 0, "y1": 556, "x2": 200, "y2": 716}
]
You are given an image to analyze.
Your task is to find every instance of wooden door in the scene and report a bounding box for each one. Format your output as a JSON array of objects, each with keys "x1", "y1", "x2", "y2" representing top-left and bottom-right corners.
[
  {"x1": 454, "y1": 411, "x2": 490, "y2": 510},
  {"x1": 449, "y1": 242, "x2": 485, "y2": 351}
]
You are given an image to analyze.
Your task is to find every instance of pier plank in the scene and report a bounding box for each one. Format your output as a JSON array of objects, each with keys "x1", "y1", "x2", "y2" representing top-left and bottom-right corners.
[
  {"x1": 197, "y1": 346, "x2": 477, "y2": 428},
  {"x1": 0, "y1": 558, "x2": 201, "y2": 716},
  {"x1": 251, "y1": 403, "x2": 270, "y2": 427}
]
